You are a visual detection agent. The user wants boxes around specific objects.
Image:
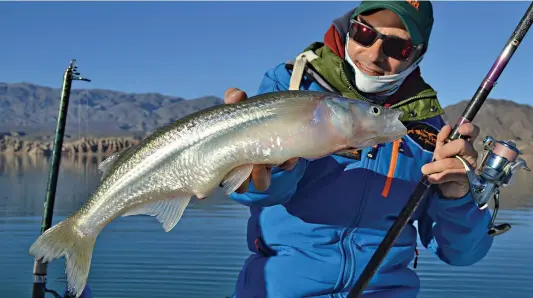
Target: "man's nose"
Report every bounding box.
[364,39,386,63]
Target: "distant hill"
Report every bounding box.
[442,98,533,146]
[1,81,532,155]
[0,82,223,138]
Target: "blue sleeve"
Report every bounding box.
[417,115,494,266]
[228,63,309,207]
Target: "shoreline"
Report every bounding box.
[0,135,140,156]
[2,134,532,157]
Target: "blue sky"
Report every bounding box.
[1,1,532,107]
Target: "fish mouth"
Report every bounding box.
[372,110,407,143]
[383,110,406,134]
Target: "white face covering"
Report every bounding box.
[344,33,423,96]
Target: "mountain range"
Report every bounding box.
[0,82,223,138]
[1,82,532,155]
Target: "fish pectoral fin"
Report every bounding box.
[98,152,121,180]
[121,196,192,232]
[220,164,254,195]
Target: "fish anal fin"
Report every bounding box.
[220,164,254,195]
[121,195,192,232]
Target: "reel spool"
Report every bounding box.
[456,136,530,236]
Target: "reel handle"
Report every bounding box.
[488,224,512,236]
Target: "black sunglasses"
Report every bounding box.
[348,18,423,61]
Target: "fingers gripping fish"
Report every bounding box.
[28,90,407,297]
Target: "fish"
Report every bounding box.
[28,90,407,297]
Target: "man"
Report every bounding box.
[223,1,493,297]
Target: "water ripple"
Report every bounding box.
[2,158,533,298]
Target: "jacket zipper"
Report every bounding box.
[389,91,438,109]
[335,147,372,292]
[339,144,384,292]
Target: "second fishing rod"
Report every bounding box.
[348,2,533,298]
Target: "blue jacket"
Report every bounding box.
[228,62,494,297]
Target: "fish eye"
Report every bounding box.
[369,106,381,116]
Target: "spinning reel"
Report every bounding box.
[456,136,530,236]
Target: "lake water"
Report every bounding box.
[1,154,532,298]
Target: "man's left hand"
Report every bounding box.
[421,123,480,199]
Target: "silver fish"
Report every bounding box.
[29,90,406,297]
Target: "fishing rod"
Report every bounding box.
[347,2,533,298]
[31,59,91,298]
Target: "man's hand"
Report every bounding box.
[421,123,480,199]
[223,88,300,194]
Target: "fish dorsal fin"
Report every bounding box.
[121,195,192,232]
[98,153,121,180]
[220,164,254,195]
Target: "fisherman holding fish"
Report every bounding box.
[28,1,494,297]
[224,1,492,297]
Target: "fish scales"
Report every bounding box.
[79,93,320,229]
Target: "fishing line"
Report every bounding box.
[84,89,88,205]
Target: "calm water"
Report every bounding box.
[1,154,532,298]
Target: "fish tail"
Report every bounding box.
[29,217,96,298]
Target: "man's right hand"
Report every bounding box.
[224,88,300,193]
